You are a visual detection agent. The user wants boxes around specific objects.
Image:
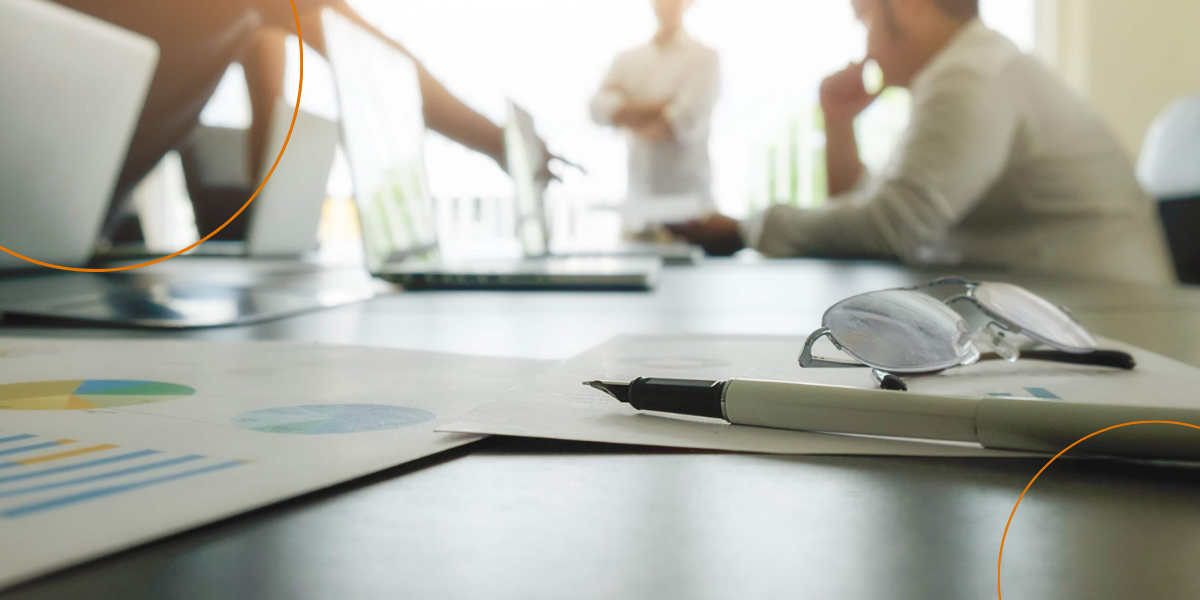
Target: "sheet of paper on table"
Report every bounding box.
[442,335,1200,457]
[0,338,549,590]
[606,194,711,225]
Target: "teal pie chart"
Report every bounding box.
[231,404,436,435]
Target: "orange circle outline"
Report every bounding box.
[0,0,305,272]
[997,420,1200,599]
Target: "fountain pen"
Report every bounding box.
[585,377,1200,461]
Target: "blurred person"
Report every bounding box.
[673,0,1174,284]
[589,0,721,214]
[49,0,557,242]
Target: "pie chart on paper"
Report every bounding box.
[0,380,196,411]
[231,404,436,435]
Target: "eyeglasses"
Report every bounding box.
[799,278,1135,389]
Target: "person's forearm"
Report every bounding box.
[825,117,864,198]
[613,100,668,129]
[417,76,505,164]
[299,3,506,166]
[243,27,288,180]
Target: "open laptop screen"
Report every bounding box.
[322,9,437,273]
[505,101,549,257]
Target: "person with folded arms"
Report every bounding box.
[673,0,1174,284]
[590,0,721,225]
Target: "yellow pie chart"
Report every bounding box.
[0,380,196,411]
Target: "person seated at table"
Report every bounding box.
[50,0,557,243]
[671,0,1174,285]
[589,0,721,237]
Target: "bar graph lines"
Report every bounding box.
[0,431,246,519]
[14,444,118,466]
[0,439,76,458]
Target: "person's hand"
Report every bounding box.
[668,214,746,257]
[819,62,880,124]
[522,134,564,188]
[535,144,559,187]
[534,145,588,189]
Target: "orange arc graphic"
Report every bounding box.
[0,0,304,272]
[997,420,1200,599]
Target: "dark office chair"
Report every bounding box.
[1138,96,1200,284]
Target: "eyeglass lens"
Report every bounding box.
[824,290,978,373]
[973,282,1097,353]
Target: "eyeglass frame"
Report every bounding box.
[797,277,1092,372]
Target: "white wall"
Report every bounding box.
[1050,0,1200,158]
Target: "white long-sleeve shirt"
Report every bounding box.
[743,19,1174,285]
[590,32,720,200]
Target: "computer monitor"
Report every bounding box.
[321,9,438,274]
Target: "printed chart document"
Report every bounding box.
[443,335,1200,456]
[0,338,548,589]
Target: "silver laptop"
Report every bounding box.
[0,0,158,270]
[165,99,338,258]
[505,101,703,265]
[0,3,377,329]
[244,100,340,257]
[321,9,660,291]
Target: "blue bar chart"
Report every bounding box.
[0,431,246,519]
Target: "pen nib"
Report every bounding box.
[583,381,631,403]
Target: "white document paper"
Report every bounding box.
[609,194,711,225]
[442,335,1200,457]
[0,338,548,589]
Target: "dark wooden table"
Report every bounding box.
[4,258,1200,600]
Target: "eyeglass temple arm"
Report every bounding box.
[876,348,1136,392]
[982,349,1137,370]
[799,328,868,369]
